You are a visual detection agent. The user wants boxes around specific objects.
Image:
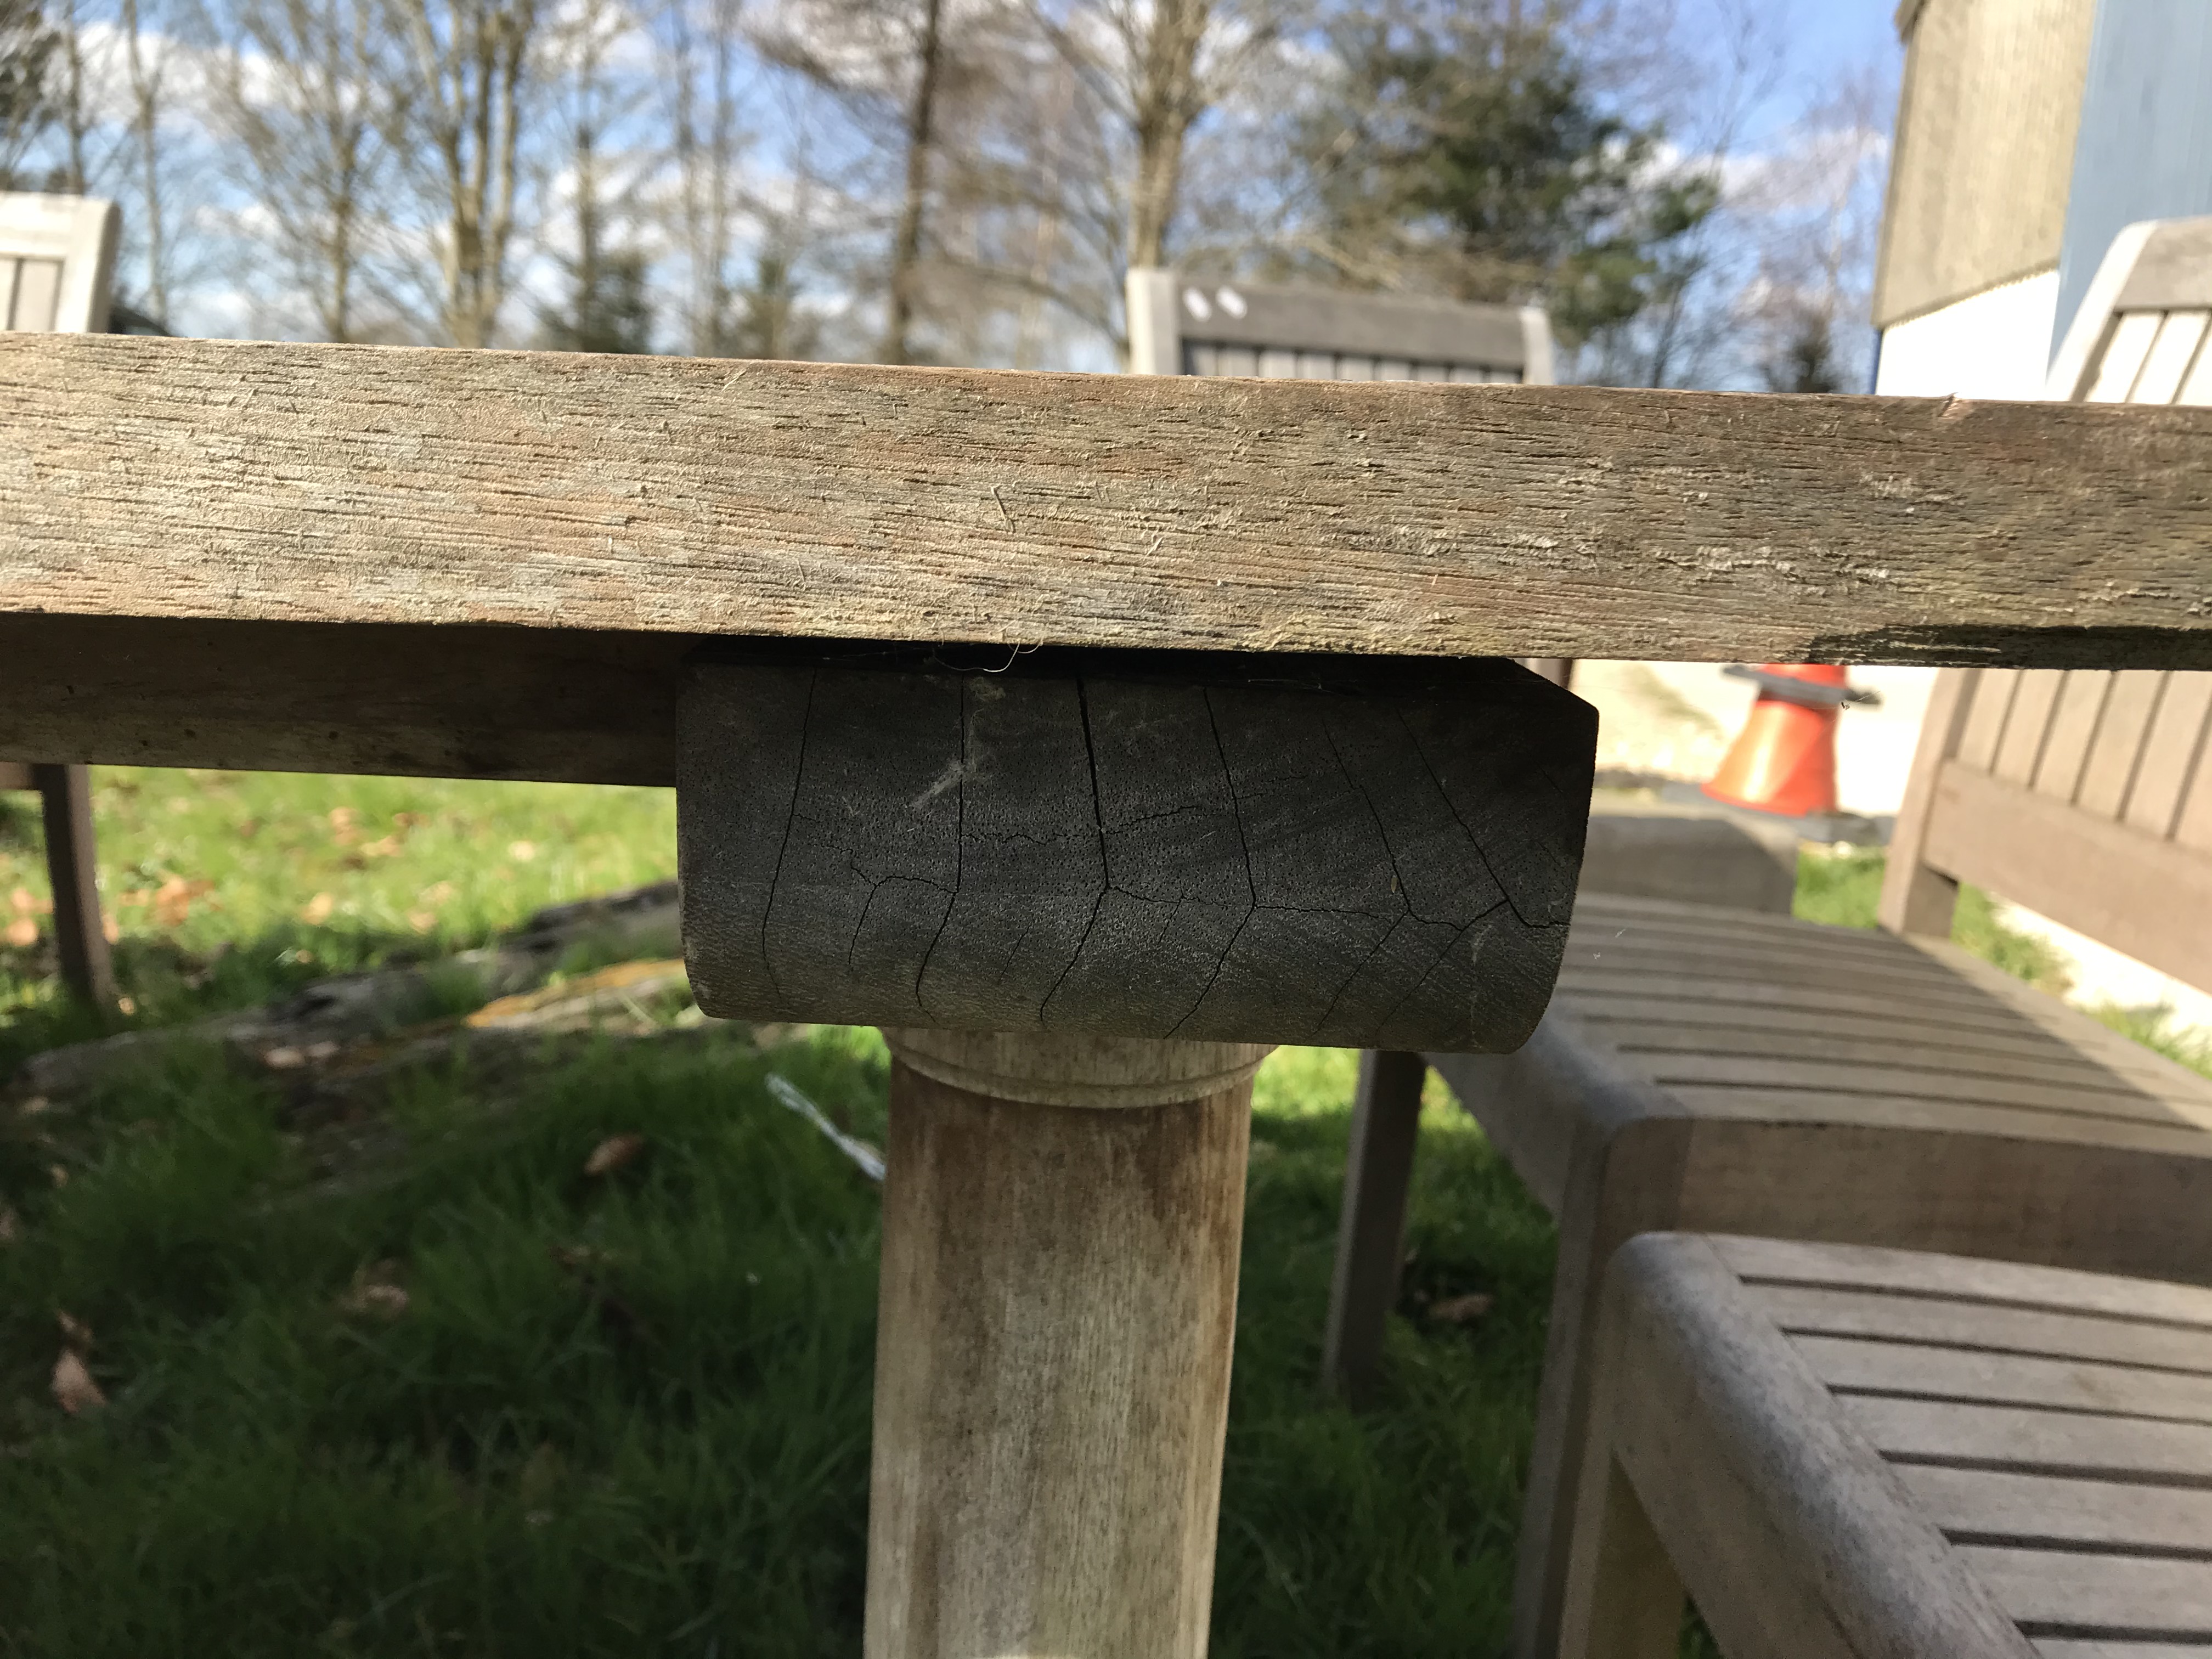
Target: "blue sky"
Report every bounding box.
[1730,0,1904,144]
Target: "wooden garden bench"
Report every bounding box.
[1,190,121,1011]
[1561,1232,2212,1659]
[1322,213,2212,1659]
[4,314,2211,1656]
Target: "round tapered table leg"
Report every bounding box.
[865,1031,1271,1659]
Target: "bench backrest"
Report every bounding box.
[1880,216,2212,993]
[1125,270,1554,385]
[0,191,119,336]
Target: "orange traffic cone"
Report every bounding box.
[1701,664,1878,819]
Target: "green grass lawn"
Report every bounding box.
[0,774,2200,1655]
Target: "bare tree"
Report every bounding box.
[752,0,1022,363]
[1734,70,1889,395]
[658,0,747,353]
[1022,0,1287,358]
[383,0,541,345]
[0,0,57,187]
[198,0,394,340]
[537,0,655,350]
[120,0,170,315]
[879,0,941,360]
[43,0,91,192]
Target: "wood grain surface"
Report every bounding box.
[866,1059,1249,1659]
[678,646,1593,1048]
[7,332,2212,667]
[0,613,691,783]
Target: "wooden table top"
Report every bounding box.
[5,332,2210,672]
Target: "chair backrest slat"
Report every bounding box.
[1881,216,2212,992]
[1127,269,1554,388]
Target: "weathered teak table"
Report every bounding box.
[5,333,2211,1657]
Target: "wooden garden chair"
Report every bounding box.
[1321,212,2212,1659]
[1560,1232,2212,1659]
[1,191,121,1011]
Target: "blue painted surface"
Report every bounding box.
[2055,0,2212,353]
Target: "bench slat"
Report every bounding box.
[1796,1333,2212,1421]
[1589,1022,2193,1097]
[1847,1395,2212,1483]
[1748,1287,2212,1374]
[1901,1465,2212,1556]
[1720,1237,2212,1323]
[1641,1058,2212,1128]
[1670,1090,2212,1152]
[1959,1547,2212,1639]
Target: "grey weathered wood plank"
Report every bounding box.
[7,332,2212,667]
[2123,674,2212,838]
[1957,670,2019,769]
[1922,765,2212,992]
[1749,1286,2212,1374]
[1846,1395,2212,1482]
[1961,1547,2212,1638]
[2074,673,2167,819]
[1556,973,2118,1043]
[2033,672,2111,800]
[1670,1091,2212,1153]
[1797,1333,2212,1420]
[1721,1235,2212,1324]
[1591,1023,2190,1097]
[1640,1058,2201,1126]
[1901,1465,2212,1556]
[1993,670,2064,785]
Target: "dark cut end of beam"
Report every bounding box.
[679,643,1595,1051]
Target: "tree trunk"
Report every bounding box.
[882,0,944,366]
[1125,0,1209,272]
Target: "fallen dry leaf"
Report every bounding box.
[153,876,215,927]
[52,1349,105,1415]
[1428,1292,1495,1326]
[583,1133,646,1177]
[300,891,336,925]
[360,834,403,859]
[10,885,50,915]
[509,840,538,862]
[337,1283,410,1318]
[262,1040,341,1072]
[407,910,438,933]
[4,916,36,948]
[101,915,120,942]
[57,1310,93,1351]
[337,1260,410,1319]
[328,805,362,844]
